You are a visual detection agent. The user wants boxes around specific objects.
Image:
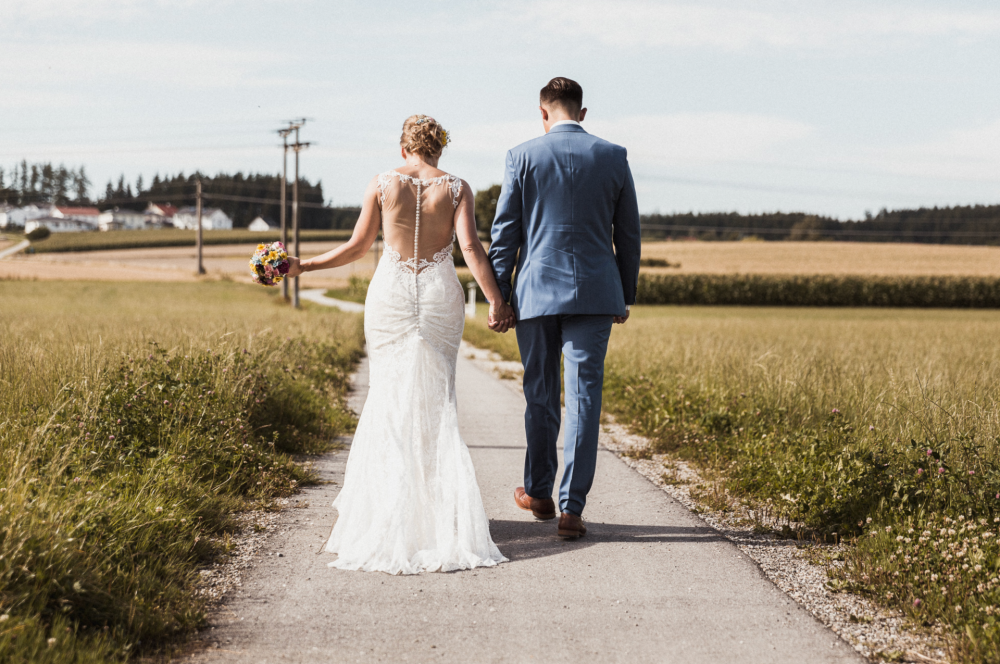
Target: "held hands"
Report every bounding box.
[488,301,516,333]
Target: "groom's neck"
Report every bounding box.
[541,104,585,133]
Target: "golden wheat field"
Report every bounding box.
[641,240,1000,276]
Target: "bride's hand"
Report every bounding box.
[285,257,304,279]
[489,301,516,333]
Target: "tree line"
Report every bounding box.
[0,162,359,229]
[0,161,91,206]
[5,160,997,241]
[121,171,358,229]
[640,206,1000,245]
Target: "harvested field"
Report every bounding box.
[641,241,1000,276]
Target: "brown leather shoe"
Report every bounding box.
[514,487,556,520]
[557,512,587,539]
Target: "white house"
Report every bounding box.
[0,205,15,229]
[55,206,101,224]
[172,207,233,231]
[248,216,277,232]
[2,204,51,228]
[97,208,146,232]
[26,216,97,233]
[144,202,179,229]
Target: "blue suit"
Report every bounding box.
[489,123,640,516]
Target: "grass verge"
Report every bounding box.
[601,306,1000,662]
[0,281,364,662]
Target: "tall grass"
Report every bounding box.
[602,306,1000,661]
[0,281,364,662]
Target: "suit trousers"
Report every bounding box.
[516,314,613,516]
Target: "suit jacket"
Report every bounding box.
[488,123,641,320]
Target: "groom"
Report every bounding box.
[488,77,641,539]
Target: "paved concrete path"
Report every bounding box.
[188,353,863,664]
[300,289,365,313]
[0,240,29,260]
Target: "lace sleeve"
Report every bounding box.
[376,171,393,209]
[449,176,463,209]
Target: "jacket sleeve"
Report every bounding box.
[487,150,523,303]
[612,152,641,306]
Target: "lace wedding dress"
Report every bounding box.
[323,170,507,574]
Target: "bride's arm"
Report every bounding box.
[286,177,381,277]
[455,181,515,330]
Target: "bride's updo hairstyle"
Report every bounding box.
[400,114,449,159]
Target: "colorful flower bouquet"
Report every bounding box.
[249,241,289,286]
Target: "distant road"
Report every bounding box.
[0,240,29,260]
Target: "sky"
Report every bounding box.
[2,0,999,219]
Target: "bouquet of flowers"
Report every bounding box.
[249,241,289,286]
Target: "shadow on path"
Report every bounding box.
[488,518,727,562]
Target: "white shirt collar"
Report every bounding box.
[550,120,581,128]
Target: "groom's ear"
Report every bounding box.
[578,108,587,122]
[539,106,548,122]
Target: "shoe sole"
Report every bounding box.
[557,529,585,539]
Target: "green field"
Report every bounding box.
[0,281,364,662]
[464,307,1000,661]
[28,229,354,253]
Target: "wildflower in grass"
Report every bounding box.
[913,599,921,607]
[0,614,8,622]
[917,468,924,475]
[47,638,56,647]
[109,434,114,440]
[927,448,933,456]
[969,470,975,475]
[155,506,163,513]
[939,467,945,474]
[831,408,840,414]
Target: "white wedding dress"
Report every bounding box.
[323,170,507,574]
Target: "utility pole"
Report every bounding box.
[290,121,310,309]
[277,119,306,304]
[278,128,291,300]
[195,178,205,275]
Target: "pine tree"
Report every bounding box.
[55,165,69,204]
[74,167,90,203]
[29,164,39,198]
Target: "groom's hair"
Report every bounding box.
[540,77,583,113]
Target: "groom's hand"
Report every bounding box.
[489,301,516,333]
[613,309,631,325]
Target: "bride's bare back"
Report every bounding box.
[377,167,462,270]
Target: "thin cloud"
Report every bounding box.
[515,1,1000,51]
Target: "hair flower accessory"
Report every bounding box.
[440,129,449,147]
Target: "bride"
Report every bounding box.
[286,115,513,574]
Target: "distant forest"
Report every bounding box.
[0,161,359,229]
[641,205,1000,245]
[3,160,998,240]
